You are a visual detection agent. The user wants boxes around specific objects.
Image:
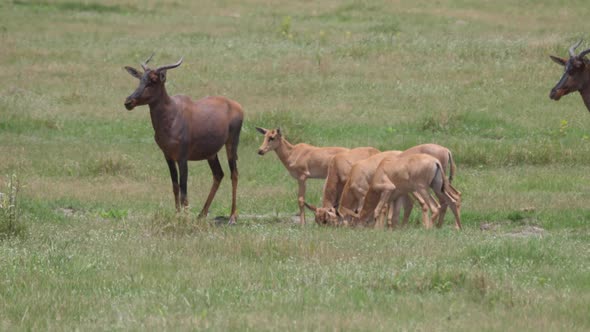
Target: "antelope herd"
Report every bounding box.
[122,41,589,228]
[256,129,463,230]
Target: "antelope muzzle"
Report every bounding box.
[124,97,137,110]
[549,87,566,101]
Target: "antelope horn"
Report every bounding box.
[578,48,590,60]
[156,57,184,72]
[141,53,155,71]
[569,39,582,57]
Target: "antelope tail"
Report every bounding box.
[448,150,456,182]
[436,162,457,203]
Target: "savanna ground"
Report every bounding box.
[1,0,590,330]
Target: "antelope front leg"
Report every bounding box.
[166,159,180,212]
[297,178,307,225]
[178,159,189,211]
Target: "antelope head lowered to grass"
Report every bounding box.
[336,150,412,227]
[549,40,590,112]
[303,147,380,226]
[123,54,244,224]
[256,127,349,225]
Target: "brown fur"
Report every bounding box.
[549,40,590,112]
[124,55,243,224]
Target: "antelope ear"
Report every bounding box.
[255,127,268,135]
[124,66,142,79]
[549,55,567,66]
[276,127,282,136]
[304,202,317,212]
[159,70,167,82]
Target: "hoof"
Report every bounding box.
[228,216,237,225]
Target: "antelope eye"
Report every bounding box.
[268,136,275,141]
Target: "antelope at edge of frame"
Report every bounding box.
[123,54,244,224]
[549,39,590,112]
[255,127,349,225]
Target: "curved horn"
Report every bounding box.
[578,48,590,59]
[140,53,155,71]
[156,57,184,72]
[569,39,582,57]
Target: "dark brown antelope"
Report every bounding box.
[123,54,244,224]
[549,40,590,112]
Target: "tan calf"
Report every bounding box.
[400,144,457,183]
[256,127,348,224]
[399,143,461,226]
[336,151,405,225]
[303,147,380,225]
[357,153,462,230]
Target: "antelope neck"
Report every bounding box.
[147,88,177,133]
[580,86,590,112]
[273,137,295,168]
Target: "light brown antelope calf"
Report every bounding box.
[400,144,457,183]
[338,143,460,228]
[356,153,462,230]
[336,150,413,227]
[398,143,461,225]
[303,147,380,225]
[256,127,348,224]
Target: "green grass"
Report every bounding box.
[1,0,590,330]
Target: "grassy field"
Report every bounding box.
[1,0,590,330]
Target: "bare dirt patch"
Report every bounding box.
[480,221,546,238]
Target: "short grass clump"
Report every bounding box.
[0,174,26,239]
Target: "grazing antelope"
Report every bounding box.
[336,150,414,227]
[303,147,380,225]
[337,144,460,228]
[123,55,244,224]
[399,143,461,225]
[255,127,348,224]
[549,40,590,112]
[356,154,462,230]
